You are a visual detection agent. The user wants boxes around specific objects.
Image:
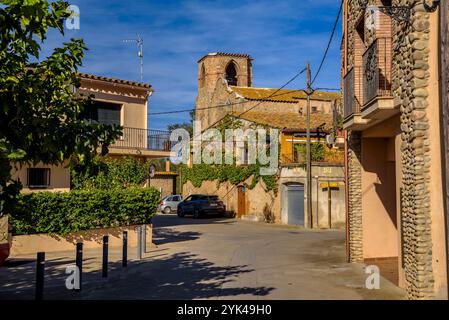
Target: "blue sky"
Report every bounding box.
[42,0,342,130]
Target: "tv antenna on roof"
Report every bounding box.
[123,34,144,83]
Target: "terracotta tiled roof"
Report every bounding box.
[230,86,340,103]
[197,52,252,63]
[231,111,333,132]
[78,73,153,89]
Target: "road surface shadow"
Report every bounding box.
[80,251,274,300]
[0,251,274,300]
[152,228,201,245]
[153,214,236,228]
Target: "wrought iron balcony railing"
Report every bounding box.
[343,66,362,119]
[363,37,393,105]
[112,127,172,152]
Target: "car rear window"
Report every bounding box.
[208,196,219,201]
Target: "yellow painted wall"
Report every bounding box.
[281,132,344,164]
[11,161,71,193]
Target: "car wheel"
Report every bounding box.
[193,208,201,219]
[163,206,172,214]
[177,208,185,218]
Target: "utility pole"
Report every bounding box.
[306,62,313,229]
[123,35,144,83]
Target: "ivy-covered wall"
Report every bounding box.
[179,164,278,195]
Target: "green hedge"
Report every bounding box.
[10,188,160,236]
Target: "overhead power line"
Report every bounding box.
[235,67,307,120]
[151,2,342,118]
[148,85,312,116]
[190,67,308,140]
[311,0,343,85]
[315,87,340,92]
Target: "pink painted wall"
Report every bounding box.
[361,137,398,259]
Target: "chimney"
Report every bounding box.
[165,159,171,172]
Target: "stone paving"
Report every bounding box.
[0,215,405,300]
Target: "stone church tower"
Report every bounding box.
[195,52,253,129]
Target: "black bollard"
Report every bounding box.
[102,235,108,278]
[75,243,83,291]
[122,231,128,267]
[35,252,45,300]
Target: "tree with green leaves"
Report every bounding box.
[167,110,195,137]
[0,0,122,216]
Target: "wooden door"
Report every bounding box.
[237,186,246,218]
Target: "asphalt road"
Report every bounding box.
[0,215,405,300]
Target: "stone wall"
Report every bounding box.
[148,175,176,199]
[344,0,444,299]
[183,178,279,222]
[0,216,8,245]
[196,54,252,129]
[10,224,153,256]
[0,215,11,265]
[394,0,435,299]
[347,132,363,262]
[182,164,346,229]
[195,55,335,130]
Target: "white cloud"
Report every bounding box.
[39,0,341,129]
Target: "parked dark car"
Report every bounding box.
[177,194,226,218]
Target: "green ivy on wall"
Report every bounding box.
[71,156,152,190]
[295,143,326,162]
[179,163,279,195]
[177,115,280,194]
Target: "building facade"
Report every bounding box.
[342,0,448,299]
[195,52,339,130]
[183,111,346,228]
[189,54,345,227]
[10,73,175,194]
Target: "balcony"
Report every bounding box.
[343,37,398,130]
[361,37,397,121]
[343,66,368,130]
[109,127,174,157]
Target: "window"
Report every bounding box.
[237,147,249,165]
[81,101,121,126]
[225,62,238,86]
[356,18,365,44]
[293,144,305,163]
[312,106,318,113]
[27,168,51,188]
